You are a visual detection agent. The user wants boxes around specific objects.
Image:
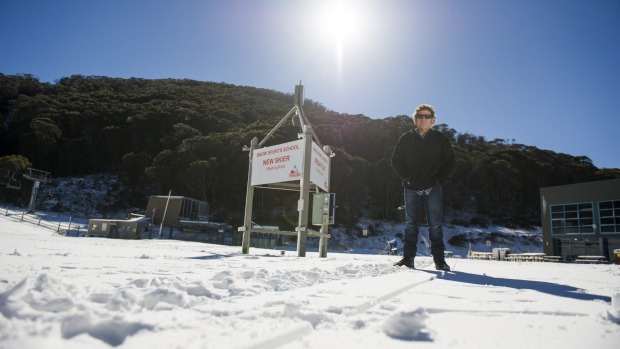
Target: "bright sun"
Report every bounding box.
[314,0,367,76]
[316,0,365,44]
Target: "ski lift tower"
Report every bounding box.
[23,168,51,213]
[239,82,336,257]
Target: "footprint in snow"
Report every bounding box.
[382,307,433,341]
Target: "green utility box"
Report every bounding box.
[312,193,335,226]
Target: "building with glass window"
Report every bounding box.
[540,178,620,261]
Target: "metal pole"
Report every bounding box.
[258,108,297,148]
[27,180,40,213]
[319,224,328,258]
[318,146,333,258]
[151,208,156,238]
[241,137,258,254]
[296,126,313,257]
[159,190,172,238]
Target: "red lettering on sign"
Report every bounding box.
[274,155,290,163]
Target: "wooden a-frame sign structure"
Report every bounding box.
[239,83,334,257]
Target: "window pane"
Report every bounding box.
[600,209,613,218]
[566,211,578,219]
[552,212,564,219]
[565,204,578,211]
[601,217,615,225]
[599,201,613,210]
[551,205,564,213]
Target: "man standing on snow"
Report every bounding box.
[391,104,456,270]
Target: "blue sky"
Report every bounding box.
[1,0,619,169]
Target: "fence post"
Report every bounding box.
[67,216,72,236]
[21,212,25,221]
[38,218,42,226]
[57,222,61,233]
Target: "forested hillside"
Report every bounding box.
[1,73,618,227]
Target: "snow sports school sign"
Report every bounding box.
[251,139,330,192]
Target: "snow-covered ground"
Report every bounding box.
[1,210,619,349]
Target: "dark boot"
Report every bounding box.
[394,256,415,269]
[435,261,450,271]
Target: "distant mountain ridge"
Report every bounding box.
[1,73,618,227]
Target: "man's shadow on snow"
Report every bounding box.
[423,270,611,303]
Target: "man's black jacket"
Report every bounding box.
[391,128,456,190]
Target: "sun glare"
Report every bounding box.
[317,0,363,43]
[314,0,367,78]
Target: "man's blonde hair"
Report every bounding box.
[414,104,436,118]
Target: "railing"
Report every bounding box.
[1,206,87,236]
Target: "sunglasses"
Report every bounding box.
[415,114,433,120]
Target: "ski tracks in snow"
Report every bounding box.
[231,259,616,349]
[227,266,438,349]
[0,247,429,348]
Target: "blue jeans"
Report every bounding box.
[403,184,446,263]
